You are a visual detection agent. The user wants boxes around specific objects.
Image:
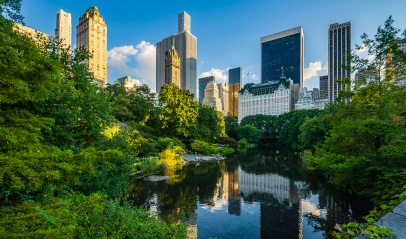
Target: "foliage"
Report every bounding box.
[302,16,406,206]
[240,114,277,142]
[106,84,155,124]
[0,193,187,239]
[191,140,217,156]
[158,83,199,141]
[0,10,188,239]
[190,139,234,156]
[331,209,394,239]
[191,104,225,142]
[237,125,261,145]
[32,44,115,152]
[238,138,249,153]
[0,0,23,23]
[224,116,239,139]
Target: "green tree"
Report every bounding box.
[240,114,277,142]
[303,16,406,206]
[28,44,115,151]
[107,84,155,124]
[237,125,261,145]
[158,83,199,141]
[225,115,239,139]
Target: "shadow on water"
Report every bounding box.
[127,147,372,239]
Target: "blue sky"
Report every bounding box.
[21,0,406,92]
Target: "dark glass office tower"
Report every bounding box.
[261,27,304,86]
[319,75,328,99]
[328,22,351,102]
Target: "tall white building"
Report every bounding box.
[55,9,72,49]
[238,76,298,122]
[156,11,197,99]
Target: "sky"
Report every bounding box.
[20,0,406,92]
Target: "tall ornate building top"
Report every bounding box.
[165,38,181,87]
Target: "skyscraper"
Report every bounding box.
[261,27,304,86]
[76,6,107,87]
[328,22,351,102]
[202,81,222,112]
[198,76,214,104]
[228,67,242,118]
[156,11,197,99]
[165,38,181,87]
[55,9,72,49]
[319,75,328,99]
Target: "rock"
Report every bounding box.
[144,175,170,182]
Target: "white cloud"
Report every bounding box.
[107,41,156,91]
[108,45,138,74]
[303,61,327,89]
[133,41,156,92]
[199,68,228,83]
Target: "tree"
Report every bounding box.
[158,83,199,141]
[0,0,23,23]
[237,125,261,145]
[191,104,226,142]
[31,45,115,151]
[225,116,239,139]
[303,16,406,206]
[107,84,155,124]
[240,114,277,142]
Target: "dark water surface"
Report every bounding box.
[128,148,371,239]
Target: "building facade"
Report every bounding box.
[55,9,72,49]
[217,82,229,115]
[202,81,223,112]
[295,87,328,110]
[156,11,197,99]
[198,76,214,103]
[328,22,351,102]
[319,75,328,99]
[228,67,242,118]
[76,6,107,87]
[164,39,181,87]
[238,76,297,122]
[13,23,53,44]
[261,27,304,87]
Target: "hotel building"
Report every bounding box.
[238,76,298,122]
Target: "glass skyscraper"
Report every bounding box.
[261,27,304,86]
[228,67,241,118]
[328,22,351,102]
[319,75,328,99]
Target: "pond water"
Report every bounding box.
[128,148,371,239]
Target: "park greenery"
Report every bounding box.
[1,0,405,237]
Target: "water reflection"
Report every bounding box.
[127,149,371,239]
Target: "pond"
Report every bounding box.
[127,148,372,239]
